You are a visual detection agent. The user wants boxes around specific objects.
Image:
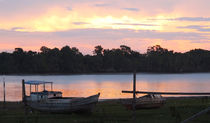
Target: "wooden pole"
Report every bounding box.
[22,79,26,103]
[43,83,45,91]
[132,72,136,122]
[122,91,210,95]
[51,83,53,91]
[22,79,28,122]
[181,107,210,123]
[35,85,37,92]
[3,77,6,109]
[3,77,6,104]
[30,84,31,94]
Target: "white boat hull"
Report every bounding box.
[27,93,100,113]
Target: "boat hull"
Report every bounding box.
[123,102,165,110]
[121,95,165,110]
[27,93,100,113]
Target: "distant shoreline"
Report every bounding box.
[0,72,210,76]
[1,45,210,74]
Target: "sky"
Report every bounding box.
[0,0,210,54]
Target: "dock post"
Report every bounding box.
[132,71,136,122]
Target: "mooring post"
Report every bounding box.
[22,79,28,122]
[3,77,6,109]
[43,83,45,91]
[51,82,53,91]
[132,71,136,122]
[3,77,6,103]
[22,79,26,103]
[30,84,31,94]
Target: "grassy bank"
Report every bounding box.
[0,97,210,123]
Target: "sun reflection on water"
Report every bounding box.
[0,73,210,101]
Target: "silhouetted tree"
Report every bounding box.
[93,45,103,56]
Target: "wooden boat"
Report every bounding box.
[22,80,100,113]
[121,94,165,110]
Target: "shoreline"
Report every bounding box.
[1,96,210,123]
[0,72,210,76]
[2,96,210,103]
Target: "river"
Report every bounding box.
[0,73,210,101]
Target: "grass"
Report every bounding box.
[0,97,210,123]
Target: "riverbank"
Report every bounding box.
[0,71,210,76]
[0,97,210,123]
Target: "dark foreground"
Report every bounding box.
[0,97,210,123]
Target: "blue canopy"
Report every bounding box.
[25,80,53,85]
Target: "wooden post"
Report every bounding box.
[22,79,26,103]
[181,107,210,123]
[30,84,31,94]
[122,91,210,95]
[3,77,6,109]
[22,79,28,122]
[35,85,38,92]
[132,72,136,122]
[3,77,6,104]
[43,83,45,91]
[51,83,53,91]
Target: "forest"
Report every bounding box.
[0,45,210,74]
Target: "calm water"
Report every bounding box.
[0,73,210,101]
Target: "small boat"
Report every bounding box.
[121,94,165,110]
[22,80,100,113]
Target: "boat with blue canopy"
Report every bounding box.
[22,80,100,113]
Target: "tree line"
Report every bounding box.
[0,45,210,74]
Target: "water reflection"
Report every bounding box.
[0,73,210,101]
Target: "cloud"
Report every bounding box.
[73,22,89,25]
[174,17,210,22]
[11,27,25,31]
[178,25,210,32]
[112,23,158,26]
[1,28,206,42]
[122,8,139,12]
[54,28,207,41]
[191,41,210,44]
[1,0,210,53]
[149,17,210,22]
[0,28,209,54]
[94,3,111,7]
[66,7,72,11]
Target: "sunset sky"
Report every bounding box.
[0,0,210,54]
